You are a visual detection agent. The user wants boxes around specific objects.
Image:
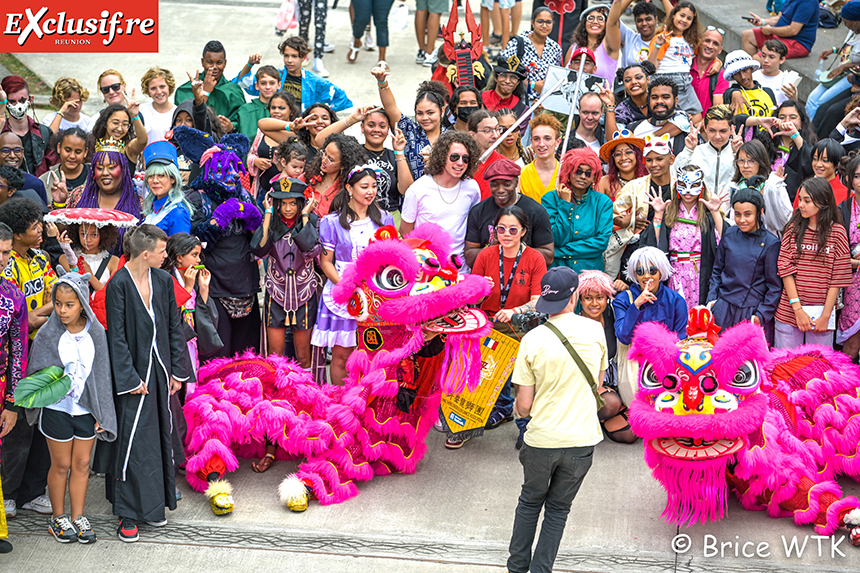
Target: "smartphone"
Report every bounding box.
[741,16,756,22]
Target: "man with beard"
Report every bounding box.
[574,92,606,154]
[610,0,658,67]
[690,27,730,114]
[464,158,554,267]
[628,77,690,156]
[0,133,47,206]
[174,40,247,134]
[506,266,605,573]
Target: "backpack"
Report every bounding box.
[820,6,842,29]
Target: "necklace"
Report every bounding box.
[365,146,385,161]
[434,177,462,205]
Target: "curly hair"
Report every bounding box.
[0,197,42,235]
[529,113,563,138]
[140,67,176,95]
[278,36,310,58]
[91,103,136,145]
[296,103,338,149]
[648,75,678,98]
[415,80,449,116]
[660,1,702,52]
[68,222,120,253]
[572,7,608,52]
[305,133,365,189]
[558,148,602,188]
[275,136,308,164]
[424,131,481,180]
[50,77,89,109]
[0,166,25,191]
[449,86,485,114]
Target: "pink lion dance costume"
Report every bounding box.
[183,224,490,513]
[628,309,860,544]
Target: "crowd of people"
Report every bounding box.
[2,0,860,570]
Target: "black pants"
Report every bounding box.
[0,417,50,505]
[211,296,262,358]
[812,87,852,139]
[532,0,581,58]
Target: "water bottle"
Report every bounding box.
[815,58,828,78]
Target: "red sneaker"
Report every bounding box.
[117,517,139,543]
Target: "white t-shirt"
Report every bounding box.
[656,35,694,74]
[753,70,788,106]
[47,321,95,417]
[620,22,651,68]
[401,174,481,257]
[139,101,175,142]
[575,133,602,154]
[42,112,92,133]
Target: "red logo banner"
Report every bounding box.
[2,1,158,52]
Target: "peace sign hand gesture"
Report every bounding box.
[684,124,700,151]
[51,170,69,205]
[124,88,140,117]
[351,105,382,124]
[730,124,743,154]
[392,126,406,152]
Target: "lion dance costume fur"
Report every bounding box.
[628,309,860,545]
[183,224,491,514]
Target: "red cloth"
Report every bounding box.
[482,91,521,113]
[752,29,811,59]
[792,176,848,208]
[474,151,505,201]
[472,245,547,315]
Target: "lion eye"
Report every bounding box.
[640,363,661,390]
[728,361,758,389]
[373,265,407,291]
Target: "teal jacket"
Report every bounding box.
[236,98,269,141]
[543,187,613,273]
[233,68,352,113]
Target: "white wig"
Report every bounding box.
[625,246,672,283]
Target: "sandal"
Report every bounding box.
[252,453,275,473]
[347,44,360,64]
[376,60,390,71]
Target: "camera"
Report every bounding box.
[510,311,548,333]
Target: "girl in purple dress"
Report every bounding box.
[311,165,394,385]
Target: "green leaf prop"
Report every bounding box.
[13,366,72,409]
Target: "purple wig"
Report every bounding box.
[77,150,141,218]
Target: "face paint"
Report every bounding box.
[676,168,704,197]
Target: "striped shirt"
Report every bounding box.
[775,223,852,327]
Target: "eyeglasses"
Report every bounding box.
[109,119,130,130]
[478,127,504,135]
[736,158,758,166]
[534,18,553,25]
[448,153,470,164]
[586,14,606,23]
[574,167,593,177]
[100,83,123,95]
[146,173,171,180]
[496,225,522,235]
[636,265,659,277]
[613,149,635,159]
[706,26,726,34]
[0,147,24,155]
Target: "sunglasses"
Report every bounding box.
[449,153,470,164]
[496,225,522,236]
[636,265,659,277]
[100,83,123,95]
[706,26,726,34]
[574,168,593,177]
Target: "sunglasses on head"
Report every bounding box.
[449,153,469,164]
[706,26,726,35]
[636,265,659,277]
[100,83,123,95]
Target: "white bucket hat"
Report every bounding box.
[723,49,761,82]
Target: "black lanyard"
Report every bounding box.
[499,244,524,309]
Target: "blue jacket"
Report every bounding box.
[143,196,192,236]
[233,68,352,113]
[613,283,688,345]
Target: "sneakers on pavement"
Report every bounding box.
[21,494,52,514]
[4,499,16,518]
[73,515,97,544]
[415,50,427,64]
[423,52,438,68]
[364,26,375,50]
[445,435,470,449]
[312,58,330,78]
[486,410,514,430]
[117,517,139,543]
[145,518,168,527]
[49,515,77,543]
[323,42,335,53]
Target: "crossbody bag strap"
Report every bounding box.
[543,321,605,410]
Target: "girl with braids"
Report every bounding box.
[645,164,727,309]
[300,133,366,218]
[311,166,394,385]
[775,177,852,348]
[566,4,621,86]
[495,108,528,166]
[371,67,449,180]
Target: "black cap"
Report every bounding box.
[535,267,579,314]
[269,177,308,200]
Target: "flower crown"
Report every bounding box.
[95,138,125,154]
[348,163,383,179]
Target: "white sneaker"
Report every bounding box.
[312,58,330,78]
[145,518,168,527]
[434,419,445,432]
[21,494,52,514]
[3,499,15,518]
[364,26,376,50]
[423,51,438,67]
[324,42,335,53]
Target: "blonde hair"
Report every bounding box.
[50,77,89,109]
[97,69,125,90]
[665,165,718,231]
[140,67,176,95]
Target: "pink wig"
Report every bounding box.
[558,147,602,188]
[577,270,616,299]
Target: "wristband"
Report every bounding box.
[789,297,800,305]
[834,47,839,54]
[53,202,66,208]
[0,99,7,105]
[284,123,291,132]
[393,150,404,155]
[69,266,79,272]
[200,90,211,97]
[377,79,388,85]
[790,132,799,140]
[265,208,274,214]
[130,115,140,122]
[605,106,615,113]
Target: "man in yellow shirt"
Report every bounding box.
[507,266,606,573]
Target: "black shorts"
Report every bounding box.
[39,408,97,442]
[264,292,318,330]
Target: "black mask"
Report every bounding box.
[457,106,479,122]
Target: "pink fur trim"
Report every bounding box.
[379,275,490,325]
[629,393,769,441]
[708,322,770,394]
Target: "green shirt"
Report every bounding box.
[236,98,269,140]
[174,74,247,126]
